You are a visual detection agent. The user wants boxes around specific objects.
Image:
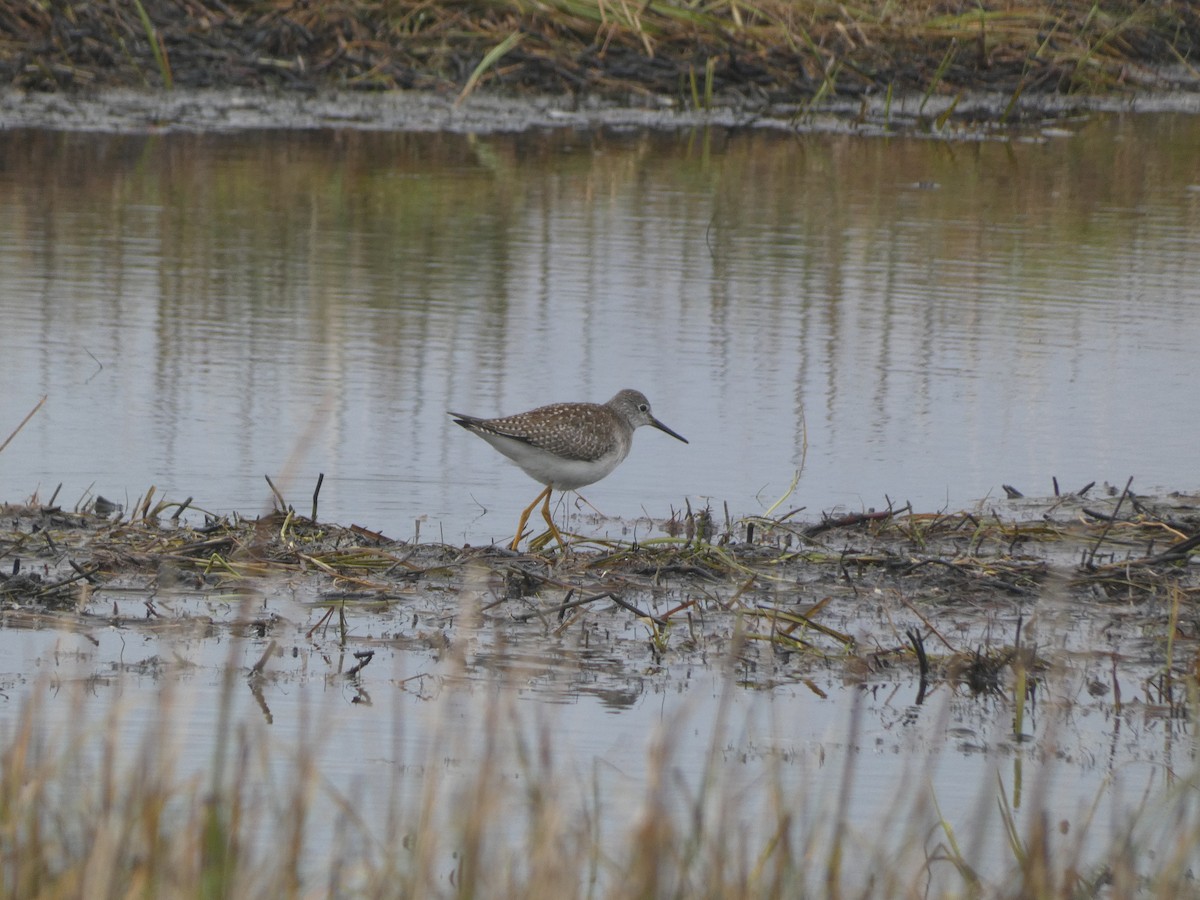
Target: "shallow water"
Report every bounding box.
[8,579,1195,891]
[3,111,1200,888]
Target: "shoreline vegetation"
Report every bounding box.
[5,476,1200,692]
[2,1,1199,119]
[4,477,1200,896]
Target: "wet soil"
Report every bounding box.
[4,81,1200,136]
[5,487,1200,706]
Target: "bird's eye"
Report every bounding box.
[639,404,649,412]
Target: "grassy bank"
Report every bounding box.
[2,1,1198,106]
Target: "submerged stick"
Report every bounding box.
[510,591,617,623]
[1086,528,1200,573]
[249,640,278,676]
[803,506,902,537]
[611,594,667,627]
[908,628,929,705]
[1145,531,1200,564]
[345,650,375,677]
[907,628,929,678]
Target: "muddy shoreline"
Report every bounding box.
[3,82,1200,135]
[4,487,1199,701]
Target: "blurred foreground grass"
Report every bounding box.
[4,623,1200,900]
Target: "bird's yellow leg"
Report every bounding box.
[540,488,569,552]
[510,485,553,551]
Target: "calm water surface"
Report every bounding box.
[3,117,1199,540]
[3,113,1200,887]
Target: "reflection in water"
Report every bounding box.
[2,119,1200,545]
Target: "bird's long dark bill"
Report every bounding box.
[651,417,689,444]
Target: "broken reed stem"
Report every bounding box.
[0,395,47,456]
[264,474,287,511]
[510,590,617,622]
[311,473,324,522]
[1164,583,1181,706]
[344,649,374,676]
[1083,475,1134,568]
[139,485,156,521]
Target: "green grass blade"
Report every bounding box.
[132,0,173,90]
[457,31,525,105]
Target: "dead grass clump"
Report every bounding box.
[5,480,1200,694]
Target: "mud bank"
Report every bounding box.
[4,486,1200,701]
[3,82,1200,135]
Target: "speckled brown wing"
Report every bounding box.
[478,402,620,462]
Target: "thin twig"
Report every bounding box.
[264,474,287,511]
[611,594,667,627]
[312,472,324,521]
[1084,476,1134,569]
[0,395,47,456]
[510,591,617,622]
